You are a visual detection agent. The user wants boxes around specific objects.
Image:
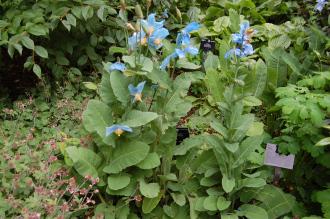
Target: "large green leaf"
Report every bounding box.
[253,59,267,97]
[110,71,129,105]
[107,174,131,190]
[136,152,160,169]
[203,196,218,211]
[205,68,223,102]
[239,204,269,219]
[242,185,296,219]
[232,135,263,168]
[82,100,112,138]
[66,146,101,178]
[146,67,171,90]
[262,47,288,90]
[139,180,160,198]
[103,141,149,174]
[122,110,159,127]
[100,73,116,104]
[222,175,235,193]
[142,193,162,214]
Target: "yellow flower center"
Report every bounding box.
[114,129,124,136]
[134,93,142,102]
[154,38,162,45]
[245,28,254,35]
[148,27,154,35]
[141,37,147,46]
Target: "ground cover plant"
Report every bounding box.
[0,0,329,218]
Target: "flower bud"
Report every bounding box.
[135,4,143,19]
[175,7,182,21]
[120,0,126,9]
[147,0,152,8]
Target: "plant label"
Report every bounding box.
[201,39,215,53]
[176,128,189,145]
[264,143,295,169]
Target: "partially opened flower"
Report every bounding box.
[109,62,126,72]
[315,0,327,12]
[128,81,146,102]
[106,125,132,137]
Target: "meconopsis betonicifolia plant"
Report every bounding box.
[225,21,256,59]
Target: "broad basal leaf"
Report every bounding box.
[66,146,101,178]
[110,71,129,105]
[107,174,131,190]
[140,180,160,198]
[239,204,269,219]
[103,141,149,174]
[82,99,112,138]
[122,110,159,127]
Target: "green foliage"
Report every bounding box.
[0,0,121,79]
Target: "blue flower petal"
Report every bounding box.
[160,52,177,70]
[128,81,146,102]
[185,46,199,56]
[315,0,327,12]
[239,21,250,35]
[224,48,243,59]
[183,22,200,33]
[242,43,254,56]
[232,33,244,44]
[110,62,126,72]
[175,48,186,59]
[148,28,169,49]
[106,124,132,136]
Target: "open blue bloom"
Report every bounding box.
[160,22,200,70]
[148,28,169,49]
[231,21,255,45]
[109,62,126,72]
[128,81,146,102]
[106,125,132,137]
[315,0,327,12]
[141,13,165,36]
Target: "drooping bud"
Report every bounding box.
[175,7,182,21]
[120,0,126,9]
[147,0,152,9]
[135,4,144,19]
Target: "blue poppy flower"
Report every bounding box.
[141,13,165,36]
[128,81,146,102]
[315,0,327,12]
[109,62,126,72]
[106,125,133,137]
[231,21,255,45]
[148,28,169,49]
